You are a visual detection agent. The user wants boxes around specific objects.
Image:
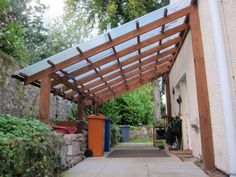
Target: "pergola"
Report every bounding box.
[13,0,215,172]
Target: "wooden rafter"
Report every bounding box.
[24,6,194,85]
[99,68,168,102]
[95,58,171,97]
[107,32,128,88]
[51,23,187,94]
[57,34,183,97]
[89,61,171,95]
[63,49,176,99]
[77,47,115,97]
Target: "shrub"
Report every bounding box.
[0,115,61,177]
[110,124,120,146]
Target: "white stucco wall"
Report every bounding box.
[169,0,231,173]
[220,0,236,136]
[169,33,202,158]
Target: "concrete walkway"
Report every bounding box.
[63,143,208,177]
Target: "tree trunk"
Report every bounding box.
[153,79,161,126]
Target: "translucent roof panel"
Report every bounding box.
[16,46,79,76]
[141,42,159,53]
[75,70,95,81]
[103,69,120,78]
[89,49,114,63]
[158,54,174,62]
[119,51,138,62]
[122,61,139,70]
[138,7,165,27]
[63,59,88,73]
[109,20,136,39]
[140,27,162,42]
[162,33,181,43]
[100,60,117,70]
[83,77,101,86]
[78,34,109,52]
[107,76,122,83]
[159,45,176,53]
[115,38,137,52]
[141,53,157,62]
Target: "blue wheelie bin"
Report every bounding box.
[104,118,112,152]
[119,125,130,142]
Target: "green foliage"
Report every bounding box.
[130,136,153,143]
[0,0,47,63]
[100,84,154,126]
[66,0,170,32]
[0,21,30,63]
[110,123,120,146]
[0,115,61,177]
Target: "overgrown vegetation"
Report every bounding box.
[99,84,154,126]
[0,115,61,177]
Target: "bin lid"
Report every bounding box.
[87,114,105,120]
[119,125,130,128]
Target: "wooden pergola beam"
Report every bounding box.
[96,66,169,99]
[165,76,172,122]
[107,32,128,90]
[39,75,51,123]
[99,69,168,102]
[24,6,194,85]
[56,24,187,88]
[63,52,175,99]
[77,92,84,120]
[54,36,182,96]
[190,6,215,171]
[77,47,116,97]
[79,46,177,84]
[89,61,171,95]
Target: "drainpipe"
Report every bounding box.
[208,1,236,176]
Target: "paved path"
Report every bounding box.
[62,143,208,177]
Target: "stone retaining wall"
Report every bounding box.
[0,52,73,120]
[59,131,87,169]
[130,126,153,138]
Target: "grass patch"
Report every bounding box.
[130,136,153,143]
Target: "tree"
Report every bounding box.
[66,0,169,32]
[0,0,47,63]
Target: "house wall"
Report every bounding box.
[168,0,234,173]
[169,33,202,157]
[220,0,236,137]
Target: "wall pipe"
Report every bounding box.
[208,0,236,176]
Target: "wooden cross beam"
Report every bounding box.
[63,49,176,99]
[96,65,169,99]
[99,69,168,102]
[54,36,182,96]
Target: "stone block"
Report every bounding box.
[67,142,80,156]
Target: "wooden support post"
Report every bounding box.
[77,93,84,120]
[165,76,172,122]
[39,76,51,124]
[190,7,215,171]
[92,96,99,114]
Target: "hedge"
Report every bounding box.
[0,115,61,177]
